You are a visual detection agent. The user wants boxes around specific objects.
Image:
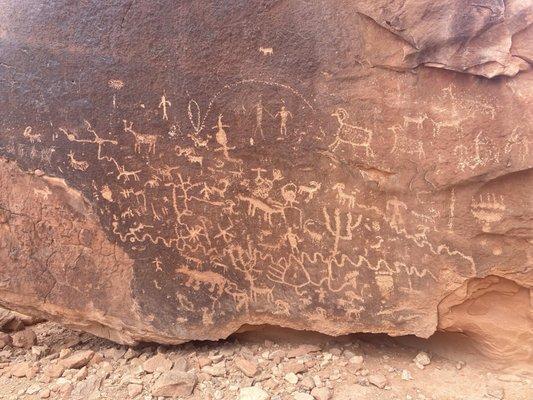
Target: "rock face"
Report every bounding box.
[0,1,531,348]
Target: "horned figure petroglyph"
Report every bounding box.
[329,108,374,157]
[332,183,359,208]
[298,181,321,203]
[67,151,89,171]
[389,125,425,159]
[176,266,228,296]
[123,120,157,154]
[22,126,41,143]
[238,195,286,226]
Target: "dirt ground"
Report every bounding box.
[0,321,531,400]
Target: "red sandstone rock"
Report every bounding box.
[0,0,530,359]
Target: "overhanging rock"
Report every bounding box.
[0,0,531,346]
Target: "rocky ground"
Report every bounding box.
[0,312,531,400]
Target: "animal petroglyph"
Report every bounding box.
[389,125,425,159]
[330,108,374,157]
[123,120,158,154]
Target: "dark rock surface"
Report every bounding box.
[0,0,531,347]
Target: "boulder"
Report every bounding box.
[0,0,531,357]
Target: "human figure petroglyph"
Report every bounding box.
[274,105,292,136]
[214,220,235,243]
[152,257,163,272]
[403,113,428,129]
[22,126,41,143]
[386,197,408,230]
[281,183,299,207]
[159,92,171,120]
[284,227,302,254]
[123,120,157,154]
[67,151,89,171]
[389,125,425,159]
[298,181,321,203]
[212,114,240,162]
[254,98,265,139]
[238,195,286,226]
[332,183,359,208]
[329,108,374,157]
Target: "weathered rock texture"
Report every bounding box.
[0,0,531,350]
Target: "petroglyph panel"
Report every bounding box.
[0,0,531,344]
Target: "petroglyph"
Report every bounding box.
[330,108,374,157]
[123,120,158,154]
[471,193,506,231]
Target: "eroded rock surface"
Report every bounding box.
[0,0,531,346]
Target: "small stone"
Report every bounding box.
[456,361,465,370]
[293,393,314,400]
[486,384,505,399]
[401,369,413,381]
[349,355,364,367]
[26,384,41,395]
[311,387,331,400]
[128,383,143,397]
[368,373,387,389]
[59,349,72,359]
[300,376,315,390]
[142,353,173,373]
[235,357,258,377]
[60,350,94,369]
[11,362,32,378]
[239,386,269,400]
[284,361,307,374]
[151,371,197,397]
[74,366,88,381]
[197,355,212,368]
[285,372,299,384]
[413,352,431,369]
[0,332,12,348]
[201,361,226,377]
[44,363,66,378]
[11,328,37,348]
[39,388,51,399]
[287,344,321,358]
